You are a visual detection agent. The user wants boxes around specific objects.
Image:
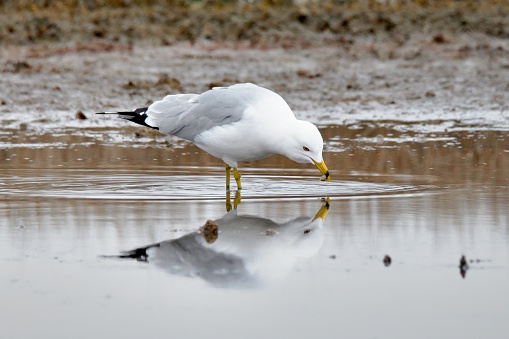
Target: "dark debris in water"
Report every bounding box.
[383,255,392,267]
[264,229,276,237]
[457,255,491,279]
[200,220,218,244]
[459,255,469,279]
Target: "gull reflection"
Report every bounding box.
[117,197,330,288]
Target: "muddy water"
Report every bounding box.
[1,124,508,339]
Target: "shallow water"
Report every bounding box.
[1,125,508,339]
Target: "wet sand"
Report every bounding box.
[1,6,509,338]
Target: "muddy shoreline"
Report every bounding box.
[1,1,508,133]
[1,42,507,129]
[1,1,508,47]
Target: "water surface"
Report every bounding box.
[1,125,508,339]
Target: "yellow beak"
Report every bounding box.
[313,197,331,221]
[313,159,331,181]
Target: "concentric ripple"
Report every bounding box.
[0,169,429,201]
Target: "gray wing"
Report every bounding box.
[145,84,257,141]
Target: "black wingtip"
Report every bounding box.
[118,243,161,262]
[95,107,158,130]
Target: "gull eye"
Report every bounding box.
[302,146,310,152]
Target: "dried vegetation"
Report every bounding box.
[0,0,507,49]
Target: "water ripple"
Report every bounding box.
[0,170,430,201]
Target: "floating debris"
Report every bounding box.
[383,255,392,267]
[200,219,218,244]
[265,229,276,236]
[459,255,469,279]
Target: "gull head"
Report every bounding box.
[280,121,331,181]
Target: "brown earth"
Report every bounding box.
[0,0,507,142]
[1,0,508,49]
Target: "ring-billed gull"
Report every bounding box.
[97,83,330,189]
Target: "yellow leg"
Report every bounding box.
[225,164,231,191]
[226,190,241,212]
[226,190,232,212]
[225,190,242,212]
[233,190,241,209]
[233,168,242,190]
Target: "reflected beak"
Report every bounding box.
[313,197,331,221]
[312,159,331,181]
